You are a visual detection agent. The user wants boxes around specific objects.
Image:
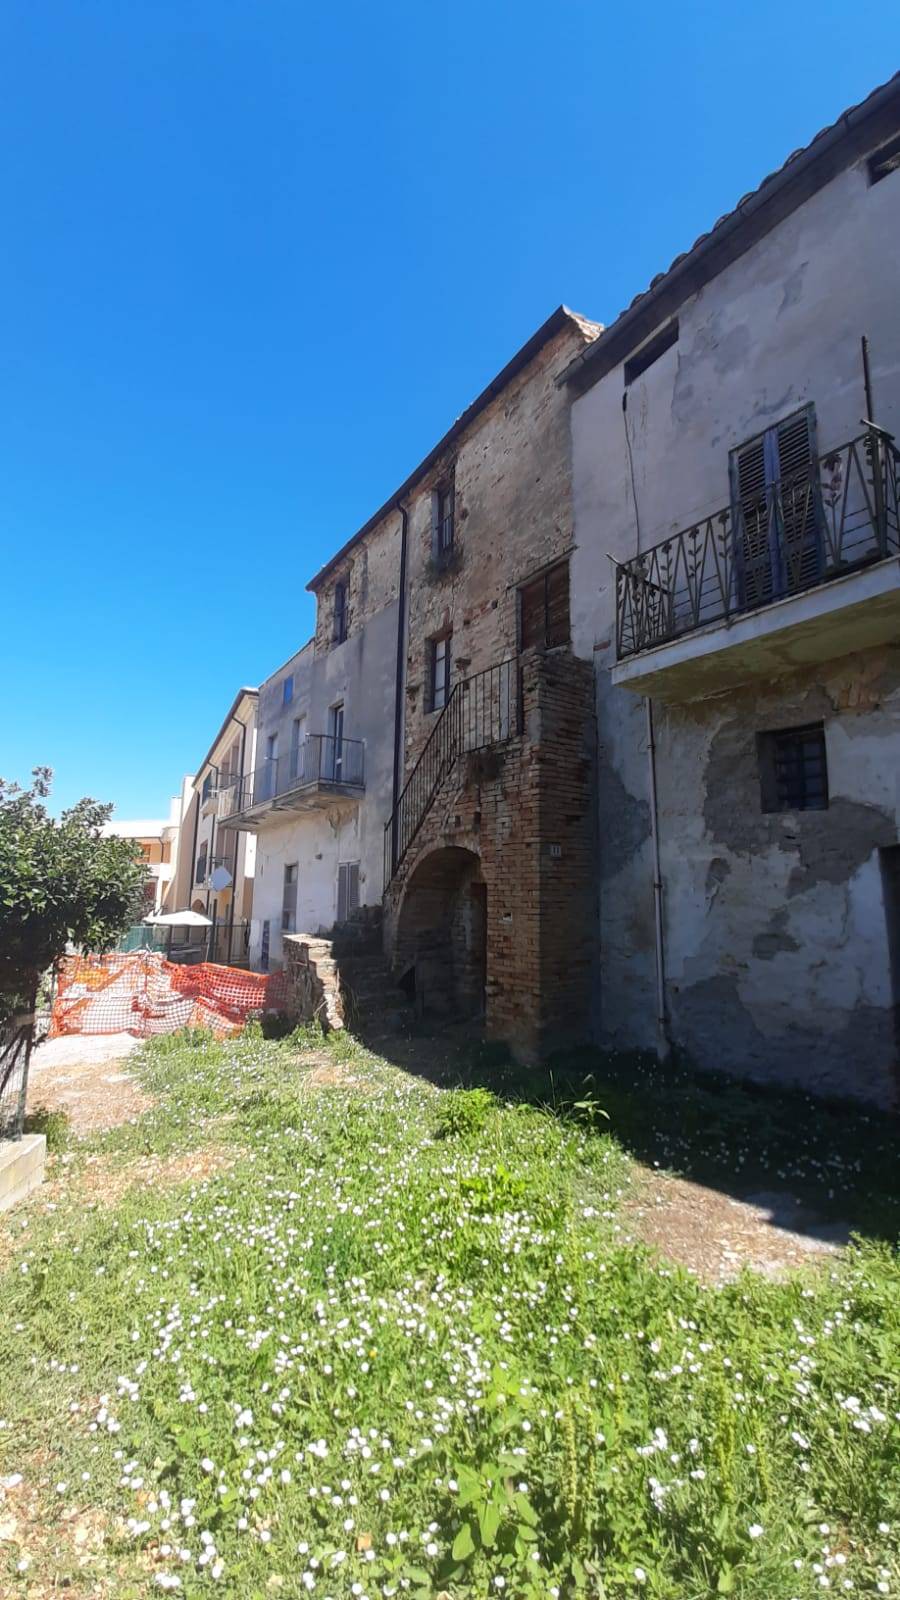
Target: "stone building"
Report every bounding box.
[300,306,601,1058]
[566,74,900,1104]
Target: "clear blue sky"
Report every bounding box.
[1,1,895,816]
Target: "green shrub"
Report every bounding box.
[435,1084,496,1138]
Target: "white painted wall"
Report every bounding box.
[248,596,400,967]
[569,141,900,1103]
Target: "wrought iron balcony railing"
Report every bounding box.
[384,657,518,888]
[218,734,365,820]
[615,429,900,660]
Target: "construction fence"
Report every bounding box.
[49,950,288,1041]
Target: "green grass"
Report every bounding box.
[0,1028,898,1599]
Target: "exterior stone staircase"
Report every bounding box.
[283,909,412,1040]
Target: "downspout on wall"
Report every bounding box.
[645,696,671,1061]
[187,788,200,912]
[225,711,250,957]
[390,501,409,876]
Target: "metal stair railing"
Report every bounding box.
[384,658,518,888]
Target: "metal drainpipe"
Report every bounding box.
[391,501,409,875]
[227,712,249,960]
[206,764,219,924]
[645,696,671,1061]
[188,785,200,911]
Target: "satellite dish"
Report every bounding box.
[210,865,233,891]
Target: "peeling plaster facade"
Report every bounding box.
[569,116,900,1105]
[245,577,399,968]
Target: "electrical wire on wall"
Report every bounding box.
[622,390,643,555]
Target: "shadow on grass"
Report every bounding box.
[358,1021,900,1244]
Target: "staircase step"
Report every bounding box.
[336,952,387,971]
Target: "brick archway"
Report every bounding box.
[394,845,486,1020]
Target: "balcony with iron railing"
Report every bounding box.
[612,428,900,700]
[218,733,365,830]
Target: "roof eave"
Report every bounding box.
[194,687,258,783]
[306,305,601,592]
[561,73,900,395]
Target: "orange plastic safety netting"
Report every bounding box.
[49,950,288,1040]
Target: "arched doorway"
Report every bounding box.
[395,846,486,1020]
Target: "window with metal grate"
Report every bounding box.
[758,723,828,813]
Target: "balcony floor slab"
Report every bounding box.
[611,555,900,702]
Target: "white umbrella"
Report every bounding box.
[143,909,212,927]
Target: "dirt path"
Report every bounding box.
[622,1168,849,1283]
[27,1033,149,1134]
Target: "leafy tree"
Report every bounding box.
[0,768,147,1017]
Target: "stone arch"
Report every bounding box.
[394,845,486,1019]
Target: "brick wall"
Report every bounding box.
[400,323,593,774]
[312,517,401,658]
[385,649,595,1062]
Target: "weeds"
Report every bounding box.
[434,1085,496,1138]
[22,1104,70,1151]
[0,1029,897,1599]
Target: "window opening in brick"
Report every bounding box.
[519,559,570,650]
[429,633,452,711]
[333,580,348,644]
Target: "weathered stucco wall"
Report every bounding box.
[569,142,900,1104]
[656,649,900,1104]
[249,593,399,964]
[248,805,366,968]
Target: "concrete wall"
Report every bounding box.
[249,592,400,964]
[569,142,900,1103]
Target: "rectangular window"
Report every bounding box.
[282,675,293,705]
[429,633,451,712]
[260,920,271,971]
[869,130,900,185]
[730,405,822,610]
[519,559,570,651]
[201,772,213,803]
[337,862,360,924]
[758,723,828,813]
[282,863,298,933]
[333,580,348,644]
[624,320,678,385]
[195,842,208,884]
[431,478,455,558]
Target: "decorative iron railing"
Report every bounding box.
[218,734,365,820]
[616,429,900,660]
[384,658,518,888]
